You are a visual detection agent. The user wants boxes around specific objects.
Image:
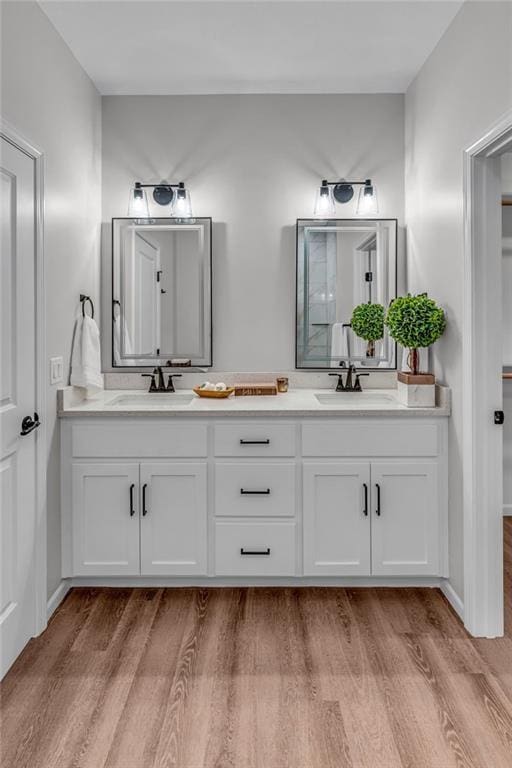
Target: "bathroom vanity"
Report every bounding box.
[61,214,451,586]
[59,388,450,585]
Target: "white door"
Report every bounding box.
[140,463,207,575]
[71,463,140,576]
[303,462,371,575]
[371,462,439,576]
[124,231,160,356]
[0,137,38,678]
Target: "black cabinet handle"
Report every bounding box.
[240,548,271,556]
[240,488,271,495]
[20,412,40,436]
[239,439,270,445]
[142,483,148,516]
[363,483,368,516]
[375,483,381,516]
[129,483,136,517]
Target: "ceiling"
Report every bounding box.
[39,0,464,95]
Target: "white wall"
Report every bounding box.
[405,1,512,598]
[0,1,102,598]
[102,94,404,371]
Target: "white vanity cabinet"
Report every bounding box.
[213,422,298,576]
[303,462,371,576]
[61,412,448,583]
[62,420,208,577]
[370,462,439,576]
[69,461,207,576]
[301,420,446,578]
[71,463,140,576]
[139,463,207,576]
[303,460,440,577]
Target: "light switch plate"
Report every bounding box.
[50,356,64,385]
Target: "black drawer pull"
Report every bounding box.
[240,488,271,495]
[375,483,381,516]
[129,483,136,517]
[240,548,271,556]
[240,439,270,445]
[363,483,368,516]
[142,483,149,516]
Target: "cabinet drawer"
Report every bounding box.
[71,422,207,458]
[214,423,296,457]
[302,421,440,458]
[215,521,296,575]
[215,463,296,517]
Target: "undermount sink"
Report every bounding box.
[314,392,396,406]
[107,393,194,407]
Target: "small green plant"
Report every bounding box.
[385,293,446,374]
[351,302,384,358]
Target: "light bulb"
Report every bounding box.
[172,182,193,217]
[128,183,149,218]
[313,180,335,217]
[356,180,378,216]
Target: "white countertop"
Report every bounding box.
[58,387,451,418]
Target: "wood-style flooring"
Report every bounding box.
[1,519,512,768]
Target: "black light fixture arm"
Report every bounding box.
[320,178,372,188]
[135,181,184,190]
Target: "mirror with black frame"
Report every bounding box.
[296,218,397,369]
[112,217,212,368]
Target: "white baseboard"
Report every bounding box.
[503,505,512,516]
[46,579,71,621]
[70,575,443,589]
[440,579,464,621]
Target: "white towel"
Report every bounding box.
[330,323,350,366]
[71,315,104,396]
[113,303,136,366]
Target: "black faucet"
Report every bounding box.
[329,365,369,392]
[142,367,181,392]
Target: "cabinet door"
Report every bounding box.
[72,463,140,576]
[371,462,439,576]
[303,462,371,575]
[140,463,207,575]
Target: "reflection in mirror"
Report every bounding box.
[296,219,397,369]
[112,218,212,367]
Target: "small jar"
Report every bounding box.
[276,376,289,393]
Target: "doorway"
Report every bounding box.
[0,125,46,677]
[463,109,512,637]
[502,152,512,633]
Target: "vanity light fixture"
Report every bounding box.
[172,182,193,218]
[127,182,150,218]
[313,180,336,217]
[313,178,378,216]
[127,180,193,217]
[355,179,378,216]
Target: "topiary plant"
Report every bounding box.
[385,293,446,375]
[351,302,384,358]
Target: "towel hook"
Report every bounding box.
[80,294,94,319]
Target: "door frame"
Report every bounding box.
[1,118,47,636]
[463,108,512,637]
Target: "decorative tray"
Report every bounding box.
[193,387,235,399]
